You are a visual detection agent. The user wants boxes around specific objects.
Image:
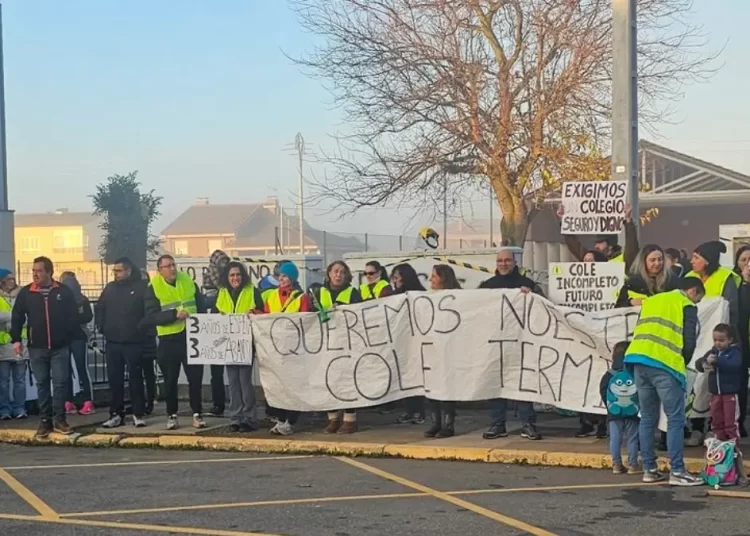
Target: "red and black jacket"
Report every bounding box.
[10,281,79,350]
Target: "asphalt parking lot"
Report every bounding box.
[0,444,747,536]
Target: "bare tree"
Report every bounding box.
[292,0,718,245]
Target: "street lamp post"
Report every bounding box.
[0,3,14,270]
[611,0,639,238]
[295,133,305,257]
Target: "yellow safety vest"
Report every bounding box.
[685,266,741,298]
[0,297,10,345]
[150,272,197,336]
[610,253,624,263]
[360,280,388,301]
[261,288,275,304]
[320,286,353,310]
[215,286,257,315]
[627,290,649,301]
[625,290,694,378]
[266,289,303,313]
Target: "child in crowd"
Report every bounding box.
[600,341,641,475]
[695,324,743,443]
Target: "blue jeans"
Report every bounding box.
[609,419,639,467]
[634,364,686,473]
[0,360,27,417]
[489,398,536,427]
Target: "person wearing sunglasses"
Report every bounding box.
[359,261,393,300]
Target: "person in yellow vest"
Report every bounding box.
[687,241,740,326]
[615,244,678,308]
[0,268,27,420]
[211,261,263,433]
[624,278,705,487]
[359,261,393,301]
[684,241,741,446]
[142,255,208,431]
[311,261,363,434]
[263,262,311,435]
[557,203,639,268]
[259,260,302,306]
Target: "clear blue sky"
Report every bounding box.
[3,0,748,235]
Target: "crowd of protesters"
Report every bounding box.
[0,202,748,487]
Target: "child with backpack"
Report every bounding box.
[600,341,641,474]
[695,323,748,486]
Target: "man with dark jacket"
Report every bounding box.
[479,248,544,441]
[96,257,149,428]
[141,255,207,430]
[10,256,79,437]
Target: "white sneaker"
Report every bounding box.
[193,413,206,429]
[670,471,704,487]
[685,430,704,447]
[133,415,147,428]
[270,420,294,436]
[167,414,179,430]
[102,415,123,429]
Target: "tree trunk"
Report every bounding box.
[494,182,530,247]
[500,212,530,247]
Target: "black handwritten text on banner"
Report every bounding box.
[187,314,254,365]
[253,291,725,415]
[560,181,627,235]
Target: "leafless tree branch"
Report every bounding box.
[290,0,720,244]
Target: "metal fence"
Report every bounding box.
[16,260,113,299]
[272,229,495,268]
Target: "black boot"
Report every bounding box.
[437,407,455,438]
[424,410,442,438]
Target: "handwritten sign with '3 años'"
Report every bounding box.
[186,314,254,365]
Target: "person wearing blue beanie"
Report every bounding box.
[0,268,11,282]
[278,262,299,283]
[262,260,309,436]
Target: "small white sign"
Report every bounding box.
[561,181,627,235]
[186,313,254,365]
[548,262,624,312]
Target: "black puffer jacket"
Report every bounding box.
[95,270,149,344]
[10,282,79,349]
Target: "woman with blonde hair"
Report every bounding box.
[615,244,676,308]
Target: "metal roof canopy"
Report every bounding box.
[638,140,750,207]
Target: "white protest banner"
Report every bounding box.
[186,313,254,365]
[254,291,725,415]
[548,262,624,312]
[560,181,627,235]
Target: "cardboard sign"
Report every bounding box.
[548,262,625,312]
[560,181,627,235]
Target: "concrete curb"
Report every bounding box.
[0,428,730,472]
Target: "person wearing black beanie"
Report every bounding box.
[686,240,740,325]
[684,240,742,446]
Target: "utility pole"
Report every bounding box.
[611,0,639,238]
[489,182,494,247]
[442,177,447,249]
[0,3,14,271]
[295,133,305,256]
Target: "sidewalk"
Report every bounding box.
[0,405,725,473]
